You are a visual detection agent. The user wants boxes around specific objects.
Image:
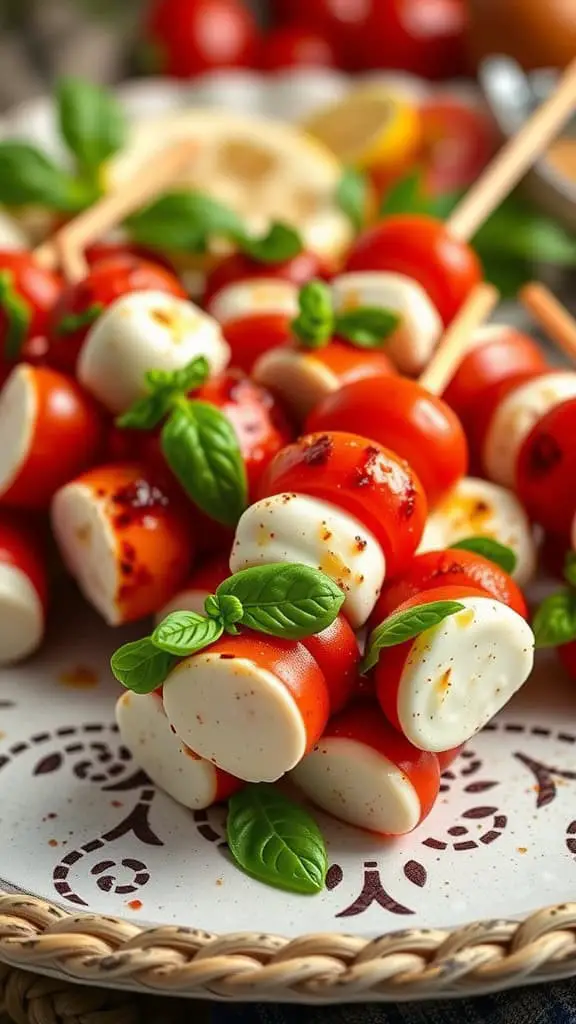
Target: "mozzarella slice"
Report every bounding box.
[0,366,37,498]
[116,691,226,810]
[51,482,120,626]
[418,476,537,586]
[230,493,386,628]
[396,596,534,751]
[207,278,299,323]
[330,271,442,375]
[291,737,422,834]
[253,347,337,421]
[155,586,209,625]
[0,562,44,664]
[78,290,231,414]
[163,652,308,784]
[483,371,576,489]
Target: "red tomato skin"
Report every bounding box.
[558,640,576,681]
[257,430,428,576]
[260,25,338,70]
[204,250,327,306]
[46,255,187,374]
[85,242,177,274]
[0,252,61,382]
[369,547,528,628]
[143,0,259,78]
[516,397,576,539]
[466,370,544,476]
[436,744,465,772]
[442,329,548,435]
[324,700,441,825]
[0,510,48,609]
[419,96,496,195]
[223,312,292,374]
[1,365,104,510]
[344,215,482,325]
[306,374,467,507]
[300,613,360,714]
[374,584,485,737]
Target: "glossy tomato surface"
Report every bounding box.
[204,250,326,306]
[0,251,61,383]
[257,430,427,574]
[223,312,292,374]
[300,613,359,714]
[307,374,467,506]
[465,370,543,475]
[345,215,482,325]
[143,0,259,78]
[47,255,187,374]
[516,397,576,539]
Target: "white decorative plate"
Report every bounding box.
[0,73,575,1004]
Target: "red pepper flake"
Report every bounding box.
[302,434,333,467]
[95,487,106,497]
[399,484,417,520]
[219,653,235,660]
[118,565,153,602]
[127,899,143,911]
[111,479,169,529]
[354,535,367,552]
[48,839,58,848]
[111,800,123,808]
[528,433,563,476]
[352,445,381,488]
[121,540,137,562]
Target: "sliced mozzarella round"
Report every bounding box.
[483,371,576,489]
[418,476,537,586]
[230,492,386,628]
[163,652,312,784]
[0,562,44,664]
[78,290,231,414]
[0,365,37,497]
[116,691,240,810]
[254,347,337,422]
[207,278,299,323]
[51,481,120,625]
[395,596,534,751]
[330,271,442,375]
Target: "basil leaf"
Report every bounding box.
[533,590,576,649]
[334,306,400,348]
[227,784,327,895]
[0,270,31,360]
[238,222,303,264]
[116,389,176,431]
[473,194,576,267]
[152,611,223,655]
[336,167,369,232]
[379,169,429,217]
[362,600,466,673]
[217,563,344,639]
[564,552,576,588]
[292,279,334,348]
[450,536,517,575]
[206,593,244,633]
[117,356,211,430]
[110,637,176,694]
[57,78,126,178]
[0,142,95,212]
[161,400,247,527]
[128,190,245,252]
[56,302,103,336]
[147,356,210,395]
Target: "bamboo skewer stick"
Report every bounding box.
[447,59,576,243]
[34,137,198,282]
[419,283,500,395]
[520,282,576,363]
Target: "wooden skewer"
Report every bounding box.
[34,137,198,283]
[419,283,500,395]
[447,58,576,243]
[520,282,576,363]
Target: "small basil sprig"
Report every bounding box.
[532,552,576,649]
[379,168,462,219]
[127,190,303,263]
[292,279,399,350]
[57,78,126,185]
[111,563,345,693]
[361,600,466,673]
[336,166,370,233]
[450,536,518,576]
[55,302,103,336]
[0,142,98,212]
[227,784,328,895]
[117,356,247,527]
[0,270,31,360]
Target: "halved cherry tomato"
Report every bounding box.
[0,251,61,384]
[344,215,482,325]
[223,312,292,374]
[260,24,338,70]
[301,613,359,714]
[465,370,543,476]
[143,0,260,78]
[516,396,576,540]
[204,249,327,307]
[257,430,427,575]
[306,374,467,506]
[47,255,187,375]
[370,547,528,628]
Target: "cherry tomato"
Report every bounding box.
[223,312,292,374]
[301,613,359,714]
[344,215,482,325]
[257,430,427,575]
[0,251,61,384]
[442,326,548,436]
[354,0,469,77]
[260,25,338,70]
[204,250,326,307]
[464,370,542,475]
[516,397,576,540]
[370,547,528,628]
[85,242,177,274]
[306,374,467,506]
[47,255,187,375]
[143,0,260,78]
[0,510,48,611]
[419,95,497,195]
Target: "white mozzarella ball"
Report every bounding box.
[207,278,299,323]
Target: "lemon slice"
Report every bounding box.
[105,108,353,266]
[303,86,422,174]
